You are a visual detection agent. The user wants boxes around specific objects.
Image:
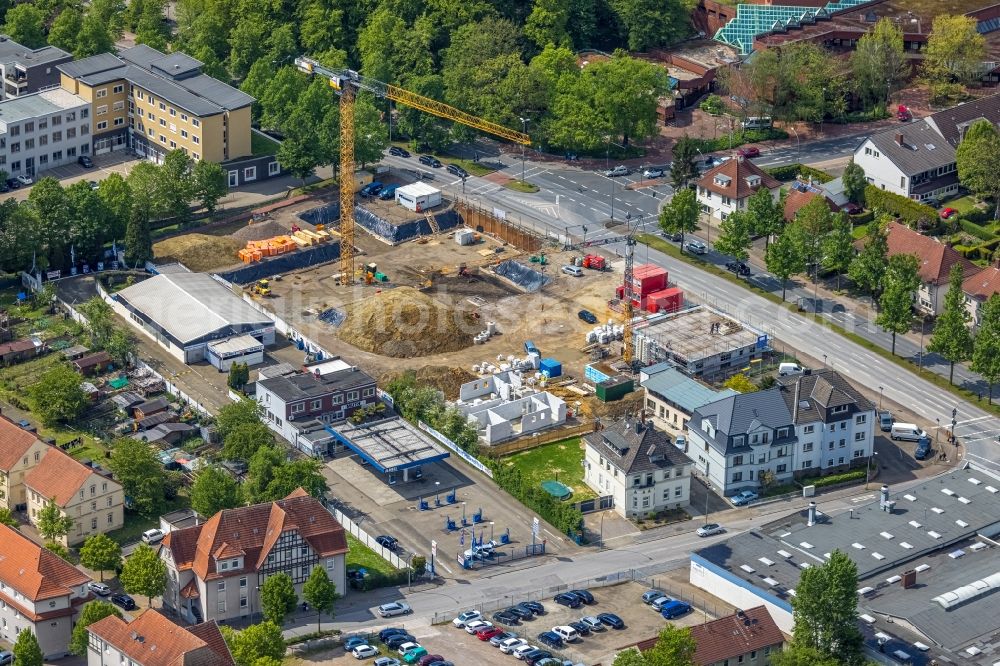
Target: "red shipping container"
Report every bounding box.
[647,287,683,313]
[630,263,667,296]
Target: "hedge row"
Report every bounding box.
[864,185,937,226]
[960,219,997,242]
[692,128,789,153]
[802,469,867,488]
[764,163,834,183]
[849,210,875,225]
[486,458,584,538]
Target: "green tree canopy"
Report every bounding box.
[925,14,986,86]
[0,507,18,528]
[956,119,1000,217]
[70,601,122,656]
[216,398,264,439]
[29,364,88,426]
[714,210,753,262]
[222,421,274,463]
[260,572,297,624]
[13,628,42,666]
[659,188,700,250]
[224,621,286,666]
[723,373,758,393]
[37,498,74,544]
[928,263,974,384]
[849,217,889,301]
[192,160,228,214]
[821,213,856,290]
[79,534,123,582]
[745,187,783,249]
[971,294,1000,404]
[2,4,46,48]
[850,19,907,107]
[302,566,337,632]
[190,465,243,518]
[108,438,167,516]
[791,550,864,665]
[120,544,167,607]
[876,253,920,355]
[842,160,867,206]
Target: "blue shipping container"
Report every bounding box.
[539,358,562,378]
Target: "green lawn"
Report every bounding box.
[445,158,495,177]
[503,437,595,501]
[949,195,980,215]
[107,494,190,545]
[251,131,280,156]
[345,533,398,576]
[504,179,540,193]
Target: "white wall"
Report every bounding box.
[689,558,793,634]
[854,140,907,197]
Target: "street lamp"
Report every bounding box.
[599,513,606,550]
[434,481,441,506]
[789,126,800,155]
[823,354,828,369]
[605,136,625,221]
[935,418,940,445]
[878,386,884,410]
[865,451,879,489]
[461,501,467,526]
[519,117,530,184]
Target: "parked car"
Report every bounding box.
[684,240,708,254]
[142,528,164,544]
[418,655,444,666]
[344,636,369,651]
[521,601,545,615]
[419,155,442,168]
[524,650,554,665]
[725,261,751,276]
[5,178,20,190]
[0,180,8,193]
[512,644,539,660]
[660,600,693,620]
[388,146,410,158]
[89,180,100,190]
[737,146,761,158]
[396,642,421,656]
[16,174,33,186]
[567,621,591,636]
[378,628,407,642]
[597,612,625,629]
[580,615,605,632]
[508,605,535,621]
[378,602,412,618]
[642,589,665,604]
[361,181,384,197]
[537,631,565,648]
[111,593,136,610]
[578,309,597,324]
[940,207,957,219]
[604,165,630,177]
[915,436,932,461]
[561,265,583,277]
[478,626,505,641]
[77,155,95,168]
[553,593,582,609]
[729,489,759,506]
[402,646,427,663]
[490,631,517,646]
[452,610,481,627]
[379,183,400,200]
[0,650,13,666]
[464,620,493,634]
[642,167,664,178]
[446,164,469,178]
[664,231,683,241]
[493,610,521,625]
[353,645,379,659]
[567,589,595,604]
[499,637,528,654]
[879,410,893,432]
[697,523,726,537]
[374,658,401,666]
[375,534,399,550]
[385,634,416,650]
[650,596,674,612]
[89,582,111,596]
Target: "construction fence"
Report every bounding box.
[455,198,544,252]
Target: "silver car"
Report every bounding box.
[604,165,630,177]
[697,523,726,537]
[642,168,664,178]
[684,240,708,254]
[377,601,411,617]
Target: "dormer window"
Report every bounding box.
[832,405,848,414]
[746,175,761,188]
[733,435,745,446]
[714,174,731,187]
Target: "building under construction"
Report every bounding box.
[633,304,769,380]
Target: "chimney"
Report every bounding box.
[807,502,817,526]
[895,132,904,146]
[737,154,745,163]
[792,376,801,421]
[902,569,917,589]
[880,484,890,508]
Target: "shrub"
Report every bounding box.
[960,219,996,242]
[849,210,875,226]
[691,128,788,153]
[864,186,938,228]
[830,106,890,124]
[700,95,725,116]
[802,470,867,488]
[764,163,833,183]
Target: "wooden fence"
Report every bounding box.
[455,199,544,252]
[482,422,595,457]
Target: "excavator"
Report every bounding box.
[250,279,272,297]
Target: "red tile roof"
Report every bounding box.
[88,609,235,666]
[696,157,781,200]
[689,607,785,665]
[783,188,838,222]
[0,523,90,602]
[884,222,980,286]
[24,447,113,507]
[963,265,1000,302]
[0,339,37,355]
[0,415,43,471]
[163,489,347,581]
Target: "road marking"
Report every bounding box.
[437,561,453,574]
[957,416,993,426]
[852,494,875,503]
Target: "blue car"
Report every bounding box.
[343,636,368,650]
[379,183,400,200]
[553,593,582,609]
[660,600,693,620]
[361,181,384,197]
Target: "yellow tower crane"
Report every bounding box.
[295,56,531,280]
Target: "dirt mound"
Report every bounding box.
[231,219,289,242]
[339,287,479,358]
[153,234,242,272]
[380,366,477,400]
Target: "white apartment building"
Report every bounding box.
[0,87,91,179]
[695,155,780,222]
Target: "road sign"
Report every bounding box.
[431,540,437,557]
[531,517,540,538]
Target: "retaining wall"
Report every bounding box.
[299,202,460,245]
[217,242,341,284]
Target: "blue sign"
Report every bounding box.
[756,334,769,350]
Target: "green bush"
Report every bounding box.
[485,458,584,539]
[864,186,938,228]
[692,128,788,153]
[700,95,725,116]
[802,470,867,488]
[960,219,996,242]
[764,163,834,183]
[850,210,875,225]
[830,106,890,124]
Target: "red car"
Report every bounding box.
[418,656,445,666]
[477,626,504,641]
[737,146,760,158]
[940,207,957,219]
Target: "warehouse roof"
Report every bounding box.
[115,273,273,346]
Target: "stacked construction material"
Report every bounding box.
[237,231,329,263]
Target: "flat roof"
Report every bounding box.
[643,366,737,413]
[634,304,765,364]
[327,417,450,472]
[207,334,264,355]
[0,88,87,126]
[396,182,440,197]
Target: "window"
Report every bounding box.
[217,582,225,592]
[231,559,238,567]
[38,119,46,129]
[803,442,813,452]
[67,128,76,139]
[159,134,166,143]
[853,450,864,458]
[107,497,112,507]
[803,425,814,434]
[114,117,124,126]
[52,150,61,160]
[731,472,743,483]
[91,518,97,529]
[113,84,124,94]
[169,141,176,148]
[269,161,280,176]
[113,101,124,111]
[159,118,166,127]
[827,459,833,467]
[244,166,256,181]
[10,125,18,136]
[91,501,97,511]
[802,460,813,469]
[52,116,60,126]
[220,561,228,571]
[776,464,787,473]
[53,131,62,142]
[828,441,834,450]
[97,105,107,116]
[192,135,200,144]
[347,390,359,401]
[24,122,32,132]
[240,597,248,608]
[240,577,247,588]
[839,457,845,465]
[136,90,144,100]
[96,121,108,131]
[9,142,18,153]
[96,88,107,98]
[181,113,188,121]
[193,118,200,127]
[310,399,321,410]
[159,102,166,111]
[81,124,89,135]
[68,147,76,157]
[169,108,176,116]
[193,153,199,159]
[181,129,188,138]
[291,402,305,413]
[856,414,867,425]
[855,431,866,441]
[674,486,682,497]
[732,455,744,466]
[218,599,226,613]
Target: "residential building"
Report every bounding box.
[454,371,567,445]
[58,45,278,185]
[963,265,1000,328]
[256,359,378,445]
[87,608,235,666]
[853,93,1000,202]
[161,488,348,624]
[0,37,72,100]
[782,186,837,222]
[632,606,784,665]
[0,87,91,179]
[0,523,92,658]
[685,369,874,496]
[642,365,737,437]
[696,155,780,221]
[0,416,49,511]
[24,447,124,547]
[583,418,693,520]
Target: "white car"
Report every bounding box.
[642,168,664,178]
[697,523,726,537]
[373,659,400,666]
[684,240,708,254]
[453,610,482,627]
[499,637,527,654]
[464,619,492,634]
[513,644,539,660]
[352,645,379,659]
[141,528,164,544]
[15,175,33,186]
[396,642,421,656]
[377,601,412,618]
[88,582,111,596]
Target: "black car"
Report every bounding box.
[388,146,411,158]
[111,593,136,610]
[725,261,751,276]
[385,633,416,650]
[508,605,535,620]
[493,610,521,625]
[553,592,582,609]
[568,621,591,636]
[375,535,399,551]
[664,231,683,241]
[568,589,595,604]
[578,309,597,324]
[0,180,8,193]
[521,600,545,615]
[525,650,553,665]
[446,164,469,178]
[378,627,407,642]
[78,155,94,168]
[5,178,19,190]
[597,612,625,629]
[419,155,442,168]
[537,631,564,648]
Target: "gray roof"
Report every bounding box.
[777,369,874,425]
[122,46,202,79]
[643,366,737,414]
[583,419,691,475]
[115,272,273,345]
[865,121,956,177]
[258,366,375,403]
[690,388,795,455]
[0,36,70,66]
[925,92,1000,149]
[0,88,87,125]
[56,52,123,79]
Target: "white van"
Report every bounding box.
[141,528,164,544]
[561,265,583,277]
[553,625,580,642]
[778,363,803,376]
[742,116,773,130]
[891,423,927,442]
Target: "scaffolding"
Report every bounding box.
[715,0,874,54]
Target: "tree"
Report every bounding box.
[79,534,122,582]
[45,542,70,558]
[28,177,71,269]
[12,629,42,666]
[302,566,337,632]
[192,160,228,214]
[850,19,907,108]
[29,365,88,426]
[125,162,162,265]
[925,15,986,86]
[766,223,806,301]
[842,160,867,207]
[609,0,695,51]
[105,329,137,367]
[79,296,115,348]
[972,294,1000,404]
[224,621,285,666]
[120,544,167,607]
[956,119,1000,217]
[159,150,194,222]
[745,187,783,250]
[723,374,758,393]
[2,4,46,48]
[791,550,863,665]
[222,421,274,463]
[612,648,647,666]
[217,398,264,438]
[190,465,243,518]
[124,207,153,267]
[37,498,73,544]
[770,645,842,666]
[228,362,250,391]
[586,53,669,146]
[929,263,974,384]
[524,0,571,49]
[260,572,297,625]
[793,197,833,281]
[849,217,889,303]
[876,253,919,355]
[646,624,696,665]
[76,11,117,58]
[0,507,18,528]
[108,438,167,516]
[48,8,84,53]
[70,601,122,656]
[670,136,699,189]
[98,173,132,242]
[714,210,753,262]
[821,213,855,290]
[659,188,700,252]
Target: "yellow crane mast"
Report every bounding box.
[295,57,531,280]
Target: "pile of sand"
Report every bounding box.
[153,234,242,272]
[338,287,479,358]
[231,219,289,242]
[380,366,477,400]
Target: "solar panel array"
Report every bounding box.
[715,0,875,54]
